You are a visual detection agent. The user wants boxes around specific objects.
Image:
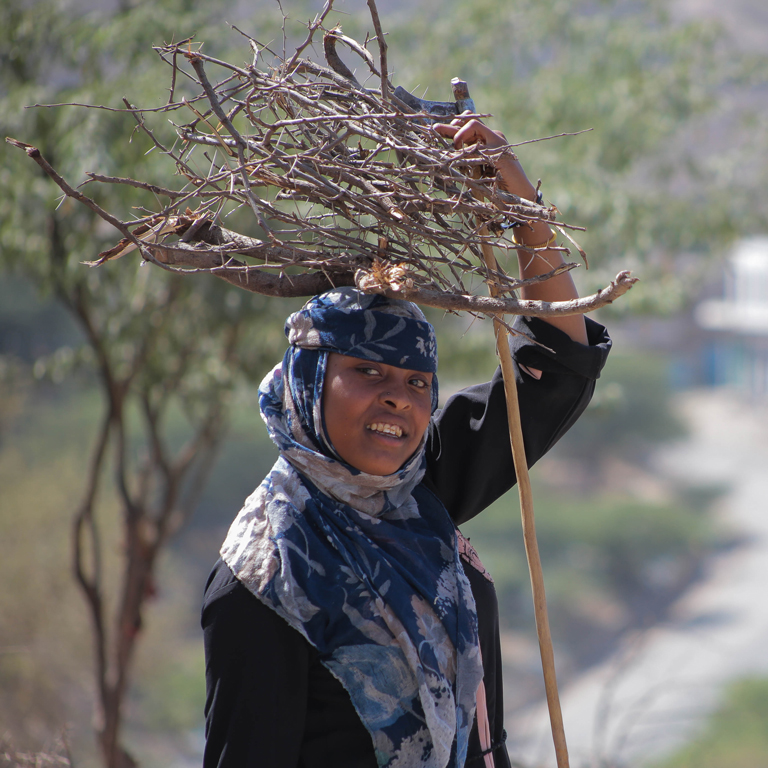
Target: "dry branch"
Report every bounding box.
[7,8,636,318]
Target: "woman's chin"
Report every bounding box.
[340,440,410,476]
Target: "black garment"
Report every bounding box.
[461,553,508,767]
[202,316,611,768]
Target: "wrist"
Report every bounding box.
[513,225,555,248]
[491,154,537,199]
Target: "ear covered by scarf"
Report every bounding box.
[221,287,482,768]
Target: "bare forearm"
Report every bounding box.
[492,154,588,344]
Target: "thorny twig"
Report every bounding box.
[8,1,636,317]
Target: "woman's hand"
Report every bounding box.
[433,116,588,345]
[433,118,538,202]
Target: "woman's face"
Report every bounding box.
[323,352,433,476]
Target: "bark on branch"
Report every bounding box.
[7,8,637,323]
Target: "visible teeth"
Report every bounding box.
[367,423,403,438]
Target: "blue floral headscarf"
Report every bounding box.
[221,288,482,768]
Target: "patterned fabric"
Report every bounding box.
[457,532,494,584]
[221,288,483,768]
[286,287,439,373]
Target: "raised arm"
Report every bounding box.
[425,315,610,525]
[433,119,588,345]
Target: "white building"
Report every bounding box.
[695,237,768,397]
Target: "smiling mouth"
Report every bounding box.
[367,422,404,438]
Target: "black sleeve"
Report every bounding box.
[425,316,611,525]
[202,559,310,768]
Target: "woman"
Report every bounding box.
[202,120,611,768]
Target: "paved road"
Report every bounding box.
[505,389,768,767]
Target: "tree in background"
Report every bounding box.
[390,0,768,310]
[1,1,289,765]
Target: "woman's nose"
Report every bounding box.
[380,383,409,409]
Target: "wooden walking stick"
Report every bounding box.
[450,78,571,768]
[478,235,571,768]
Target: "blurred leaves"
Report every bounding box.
[388,0,768,309]
[556,351,687,465]
[0,395,110,755]
[462,349,723,669]
[0,0,292,470]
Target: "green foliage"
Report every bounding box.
[387,0,768,309]
[0,275,81,363]
[655,676,768,768]
[557,350,686,464]
[0,383,213,762]
[429,311,499,384]
[436,345,688,462]
[1,0,283,277]
[192,399,278,529]
[129,557,208,734]
[0,0,294,493]
[536,492,715,600]
[459,352,716,665]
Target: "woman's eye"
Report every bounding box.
[358,366,380,376]
[410,378,428,389]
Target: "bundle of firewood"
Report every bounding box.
[7,0,636,316]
